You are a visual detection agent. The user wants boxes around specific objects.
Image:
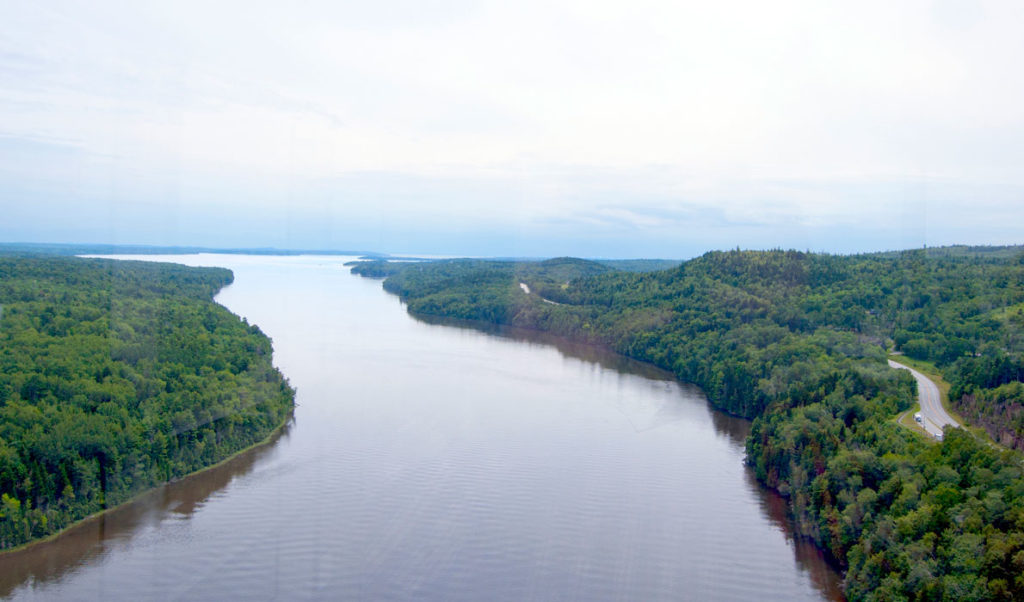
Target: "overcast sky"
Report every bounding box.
[1,0,1022,257]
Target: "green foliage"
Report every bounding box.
[357,247,1024,600]
[956,381,1024,451]
[594,258,684,272]
[0,256,294,549]
[871,244,1024,260]
[348,259,408,279]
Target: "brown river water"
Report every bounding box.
[0,255,843,600]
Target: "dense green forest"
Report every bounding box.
[0,256,294,550]
[353,247,1024,600]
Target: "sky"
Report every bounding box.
[1,0,1022,258]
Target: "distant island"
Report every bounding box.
[353,245,1024,600]
[0,254,294,550]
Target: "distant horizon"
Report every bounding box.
[4,238,1022,262]
[4,3,1024,261]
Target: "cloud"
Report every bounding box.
[1,1,1023,255]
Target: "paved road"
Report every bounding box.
[888,359,961,439]
[519,282,563,306]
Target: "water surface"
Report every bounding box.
[1,255,842,600]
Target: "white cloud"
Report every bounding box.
[1,0,1022,254]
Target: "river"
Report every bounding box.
[0,254,843,600]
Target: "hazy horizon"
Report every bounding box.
[3,1,1023,257]
[11,239,1024,264]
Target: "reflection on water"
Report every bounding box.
[412,313,674,381]
[0,423,292,597]
[413,312,844,601]
[1,255,844,601]
[746,470,845,600]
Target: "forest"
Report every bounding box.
[0,256,294,550]
[353,247,1024,600]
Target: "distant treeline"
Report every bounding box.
[0,256,294,550]
[353,246,1024,600]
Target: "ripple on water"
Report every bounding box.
[2,256,842,601]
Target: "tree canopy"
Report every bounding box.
[355,246,1024,600]
[0,256,294,550]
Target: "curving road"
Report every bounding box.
[889,359,960,440]
[519,282,563,305]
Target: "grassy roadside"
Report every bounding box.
[886,354,966,425]
[894,408,934,440]
[884,355,938,442]
[887,354,1024,456]
[887,354,971,444]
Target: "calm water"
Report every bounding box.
[0,255,843,601]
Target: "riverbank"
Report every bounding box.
[351,251,1024,600]
[373,279,852,583]
[0,257,296,551]
[0,414,293,559]
[2,254,843,601]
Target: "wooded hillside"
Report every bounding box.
[354,247,1024,600]
[0,256,294,550]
